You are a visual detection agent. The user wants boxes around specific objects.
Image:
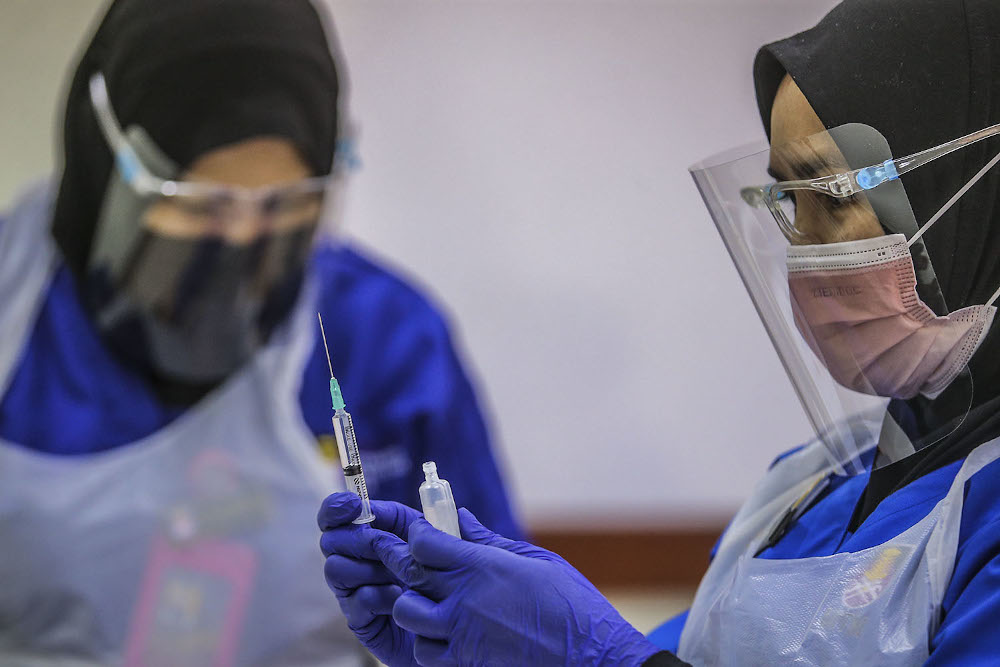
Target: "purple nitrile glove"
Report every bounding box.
[318,492,424,667]
[372,508,661,666]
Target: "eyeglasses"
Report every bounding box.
[88,72,334,240]
[741,122,1000,240]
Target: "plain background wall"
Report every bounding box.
[0,0,838,530]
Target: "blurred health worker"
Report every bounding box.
[317,0,1000,664]
[0,0,519,664]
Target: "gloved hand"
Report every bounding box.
[318,493,424,667]
[372,508,661,666]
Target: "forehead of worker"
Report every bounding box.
[181,138,313,186]
[767,76,838,181]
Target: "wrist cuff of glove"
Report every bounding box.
[643,650,691,667]
[599,631,667,666]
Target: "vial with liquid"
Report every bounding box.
[418,461,461,538]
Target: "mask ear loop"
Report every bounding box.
[987,282,1000,307]
[908,149,1000,248]
[902,149,1000,307]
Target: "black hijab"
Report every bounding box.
[753,0,1000,525]
[52,0,342,281]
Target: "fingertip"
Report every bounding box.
[456,507,481,530]
[354,584,404,615]
[407,518,473,571]
[317,492,363,529]
[413,636,450,666]
[407,517,453,553]
[409,516,461,541]
[319,529,335,557]
[393,587,425,607]
[393,590,448,640]
[340,584,404,623]
[405,516,431,541]
[369,500,424,537]
[323,555,349,595]
[456,508,496,543]
[369,530,409,568]
[370,528,402,551]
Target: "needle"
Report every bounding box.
[317,313,334,378]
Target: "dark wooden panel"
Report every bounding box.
[530,527,725,589]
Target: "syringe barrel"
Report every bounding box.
[331,409,375,524]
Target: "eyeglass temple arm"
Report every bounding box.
[893,122,1000,175]
[88,73,160,191]
[852,122,1000,192]
[767,122,1000,199]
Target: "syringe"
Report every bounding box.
[318,314,375,524]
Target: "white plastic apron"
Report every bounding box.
[0,184,361,666]
[677,425,1000,666]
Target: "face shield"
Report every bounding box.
[692,123,1000,475]
[85,73,345,385]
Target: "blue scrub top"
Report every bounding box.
[0,229,522,540]
[648,447,1000,664]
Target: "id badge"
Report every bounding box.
[125,535,257,667]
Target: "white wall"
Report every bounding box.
[0,0,108,204]
[1,0,838,529]
[323,0,838,528]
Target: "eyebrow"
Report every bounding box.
[768,153,837,183]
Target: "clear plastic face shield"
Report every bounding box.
[692,123,1000,475]
[86,72,346,384]
[89,72,333,244]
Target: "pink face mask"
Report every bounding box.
[786,234,996,399]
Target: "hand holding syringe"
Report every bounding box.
[318,314,462,533]
[318,314,375,524]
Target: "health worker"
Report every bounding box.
[317,0,1000,664]
[0,0,519,664]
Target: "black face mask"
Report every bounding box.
[87,228,312,385]
[83,125,321,386]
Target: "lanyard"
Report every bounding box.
[755,474,832,557]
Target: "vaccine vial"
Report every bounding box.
[418,461,461,538]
